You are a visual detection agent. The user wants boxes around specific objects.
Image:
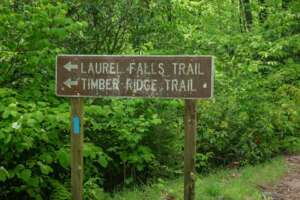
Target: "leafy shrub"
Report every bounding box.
[0,0,299,198]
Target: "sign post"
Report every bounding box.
[56,55,213,200]
[70,98,84,200]
[184,99,197,200]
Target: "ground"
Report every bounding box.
[106,155,300,200]
[263,155,300,200]
[109,157,288,200]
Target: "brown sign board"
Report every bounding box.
[56,55,214,99]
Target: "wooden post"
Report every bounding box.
[184,99,197,200]
[70,98,84,200]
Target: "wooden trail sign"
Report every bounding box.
[56,55,213,99]
[55,55,214,200]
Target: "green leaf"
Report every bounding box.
[98,156,108,168]
[37,161,53,175]
[0,167,9,182]
[4,134,12,144]
[18,169,31,182]
[34,111,44,123]
[84,143,103,159]
[8,103,17,109]
[57,148,70,168]
[27,176,39,187]
[27,118,37,127]
[39,152,53,164]
[136,164,144,171]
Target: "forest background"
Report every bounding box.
[0,0,299,199]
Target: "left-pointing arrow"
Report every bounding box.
[64,78,78,88]
[64,61,78,71]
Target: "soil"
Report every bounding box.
[262,155,300,200]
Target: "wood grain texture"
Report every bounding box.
[184,99,197,200]
[56,55,213,99]
[70,98,84,200]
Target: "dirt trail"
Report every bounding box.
[263,155,300,200]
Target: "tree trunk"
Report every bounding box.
[239,0,253,31]
[282,0,291,9]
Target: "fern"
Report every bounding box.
[49,179,71,200]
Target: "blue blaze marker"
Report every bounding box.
[73,115,80,134]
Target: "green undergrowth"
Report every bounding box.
[108,156,287,200]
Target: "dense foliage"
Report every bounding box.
[0,0,299,199]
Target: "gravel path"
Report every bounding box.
[263,155,300,200]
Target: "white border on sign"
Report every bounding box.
[55,55,215,100]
